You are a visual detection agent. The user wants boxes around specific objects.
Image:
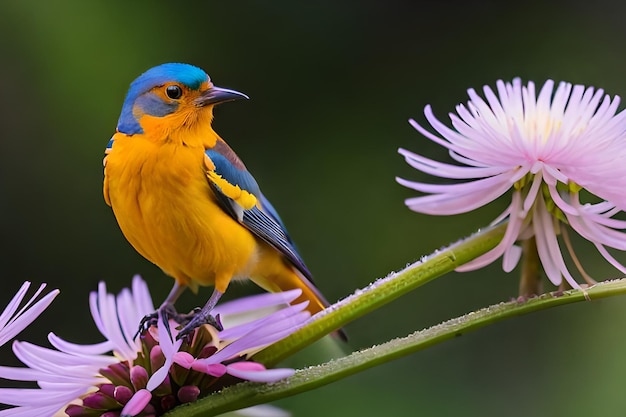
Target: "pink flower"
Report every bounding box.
[398,78,626,288]
[0,276,309,416]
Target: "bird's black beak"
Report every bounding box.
[196,86,249,107]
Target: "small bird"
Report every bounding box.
[103,63,337,337]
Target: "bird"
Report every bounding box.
[103,62,339,338]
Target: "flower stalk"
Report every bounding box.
[519,237,542,297]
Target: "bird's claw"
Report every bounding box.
[176,310,223,340]
[134,304,202,339]
[134,311,159,339]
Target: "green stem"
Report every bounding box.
[166,279,626,417]
[255,222,507,366]
[519,237,542,297]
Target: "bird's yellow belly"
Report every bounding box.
[104,137,258,291]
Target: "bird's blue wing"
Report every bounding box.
[205,143,313,280]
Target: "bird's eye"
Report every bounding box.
[165,85,183,99]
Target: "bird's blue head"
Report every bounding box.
[116,63,248,135]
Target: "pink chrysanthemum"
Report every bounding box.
[397,78,626,290]
[0,276,309,416]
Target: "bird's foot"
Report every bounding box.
[176,309,223,340]
[134,304,201,339]
[135,310,160,339]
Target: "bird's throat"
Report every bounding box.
[138,107,219,148]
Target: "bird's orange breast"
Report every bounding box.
[103,133,258,292]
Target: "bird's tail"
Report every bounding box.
[250,260,347,340]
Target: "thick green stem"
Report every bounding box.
[165,279,626,417]
[254,222,507,366]
[519,237,542,297]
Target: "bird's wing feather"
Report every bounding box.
[205,146,313,280]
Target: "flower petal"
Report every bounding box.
[226,364,294,383]
[0,284,58,347]
[120,388,152,417]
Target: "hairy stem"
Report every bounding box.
[166,279,626,417]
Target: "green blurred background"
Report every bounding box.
[1,1,626,416]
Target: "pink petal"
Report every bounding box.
[398,148,509,179]
[219,302,308,341]
[213,289,302,317]
[226,365,294,383]
[0,284,59,347]
[502,244,523,273]
[121,389,152,417]
[191,362,227,377]
[131,275,155,316]
[172,352,195,369]
[533,198,580,288]
[47,333,115,357]
[231,405,291,417]
[227,361,266,372]
[130,366,149,391]
[399,170,521,216]
[457,192,525,272]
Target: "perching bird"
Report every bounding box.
[103,63,337,337]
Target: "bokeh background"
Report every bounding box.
[2,1,626,416]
